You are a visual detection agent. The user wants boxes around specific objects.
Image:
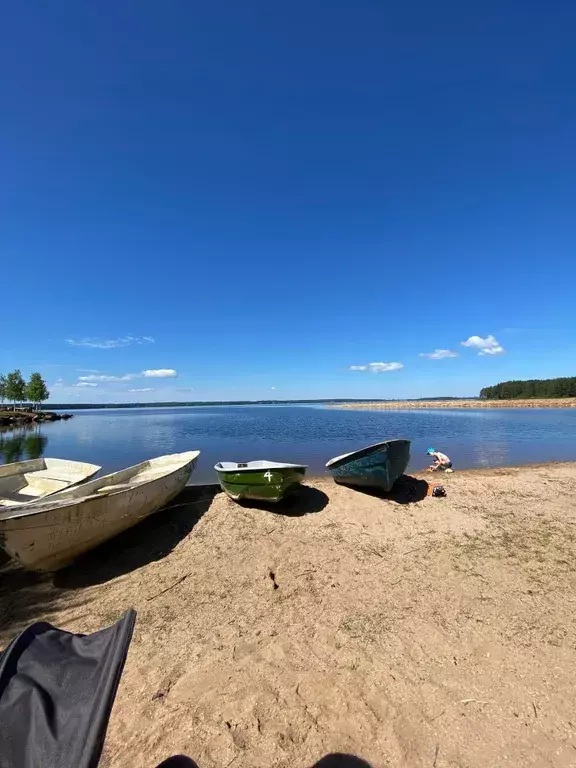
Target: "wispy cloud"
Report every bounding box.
[129,388,155,393]
[461,335,505,356]
[65,335,155,349]
[142,369,177,378]
[76,369,178,385]
[420,349,459,360]
[175,387,194,392]
[349,362,404,373]
[79,374,136,382]
[76,368,100,373]
[76,382,99,388]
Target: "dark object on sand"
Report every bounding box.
[431,485,447,497]
[326,439,411,492]
[0,609,136,768]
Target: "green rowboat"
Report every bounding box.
[214,461,307,502]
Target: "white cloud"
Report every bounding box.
[175,387,195,392]
[349,362,404,373]
[369,362,404,372]
[129,388,155,393]
[461,335,505,356]
[420,349,459,360]
[76,368,177,386]
[142,369,177,378]
[65,335,155,349]
[76,368,100,373]
[270,387,276,390]
[79,374,136,382]
[76,382,98,388]
[479,347,505,356]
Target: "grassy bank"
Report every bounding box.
[333,397,576,409]
[2,463,576,767]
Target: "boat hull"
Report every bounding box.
[216,466,306,502]
[327,439,410,491]
[0,453,198,571]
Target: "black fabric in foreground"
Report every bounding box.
[0,608,136,768]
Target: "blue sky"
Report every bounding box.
[1,1,575,403]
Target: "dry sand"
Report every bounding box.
[2,464,576,768]
[333,399,576,409]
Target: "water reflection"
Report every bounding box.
[0,426,48,464]
[463,412,511,467]
[473,441,510,467]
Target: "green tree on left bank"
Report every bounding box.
[4,370,27,410]
[26,373,50,411]
[1,370,50,411]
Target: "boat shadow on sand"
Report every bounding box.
[336,474,429,504]
[236,484,329,517]
[54,484,221,590]
[0,486,219,637]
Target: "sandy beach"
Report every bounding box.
[2,464,576,767]
[333,398,576,409]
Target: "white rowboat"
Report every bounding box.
[0,458,101,507]
[0,450,200,572]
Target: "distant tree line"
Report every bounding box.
[480,377,576,400]
[0,370,50,411]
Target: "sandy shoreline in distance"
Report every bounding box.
[333,397,576,409]
[2,463,576,767]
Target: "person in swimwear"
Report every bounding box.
[426,447,453,472]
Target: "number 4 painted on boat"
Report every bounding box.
[264,471,273,482]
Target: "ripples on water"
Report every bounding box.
[1,406,576,484]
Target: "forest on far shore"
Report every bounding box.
[480,377,576,399]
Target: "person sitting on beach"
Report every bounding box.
[426,447,453,472]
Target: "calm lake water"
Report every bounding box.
[1,405,576,484]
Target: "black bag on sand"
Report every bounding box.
[0,608,136,768]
